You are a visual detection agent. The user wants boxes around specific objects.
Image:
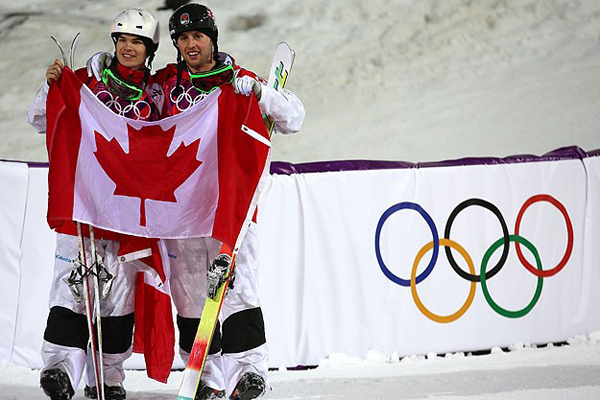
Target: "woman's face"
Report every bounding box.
[115,34,147,71]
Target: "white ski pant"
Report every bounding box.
[41,233,138,389]
[167,222,269,394]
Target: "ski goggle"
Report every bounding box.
[102,68,144,101]
[189,64,235,94]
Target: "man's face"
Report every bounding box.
[176,30,214,73]
[115,34,147,71]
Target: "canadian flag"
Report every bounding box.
[46,68,271,249]
[46,68,271,382]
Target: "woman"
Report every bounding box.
[27,9,161,400]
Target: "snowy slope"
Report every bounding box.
[1,0,600,163]
[2,335,600,399]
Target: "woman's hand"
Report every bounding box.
[46,59,64,85]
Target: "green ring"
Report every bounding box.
[480,234,543,318]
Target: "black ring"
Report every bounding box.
[444,198,510,282]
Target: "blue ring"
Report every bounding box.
[375,202,439,287]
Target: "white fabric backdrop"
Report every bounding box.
[10,167,56,366]
[0,161,29,363]
[257,158,600,366]
[1,156,599,370]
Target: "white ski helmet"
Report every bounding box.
[111,9,160,57]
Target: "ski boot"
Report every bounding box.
[195,380,225,399]
[230,372,266,400]
[84,385,95,398]
[40,368,75,400]
[84,384,126,400]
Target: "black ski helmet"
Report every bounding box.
[169,3,218,58]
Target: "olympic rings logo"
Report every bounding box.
[97,91,152,120]
[374,194,574,322]
[170,85,208,112]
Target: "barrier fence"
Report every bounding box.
[1,146,599,369]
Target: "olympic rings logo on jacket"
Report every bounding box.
[374,194,574,323]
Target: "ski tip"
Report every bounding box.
[276,41,293,51]
[275,41,295,61]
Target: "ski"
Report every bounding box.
[69,32,81,70]
[77,223,106,400]
[88,226,106,400]
[50,32,81,68]
[50,36,67,66]
[177,243,236,400]
[264,42,296,137]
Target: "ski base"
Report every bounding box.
[264,42,296,137]
[177,247,234,400]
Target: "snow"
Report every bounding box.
[2,0,600,398]
[2,335,600,399]
[1,0,600,163]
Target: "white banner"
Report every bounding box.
[0,161,31,363]
[257,158,600,366]
[11,168,56,367]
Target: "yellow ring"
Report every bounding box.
[411,238,477,323]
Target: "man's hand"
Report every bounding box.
[86,51,113,81]
[234,74,262,100]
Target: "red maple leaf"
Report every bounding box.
[94,124,202,226]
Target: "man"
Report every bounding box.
[157,4,304,400]
[27,9,162,400]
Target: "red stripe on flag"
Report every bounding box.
[133,240,174,383]
[46,68,83,230]
[212,87,270,248]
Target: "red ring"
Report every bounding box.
[514,194,573,277]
